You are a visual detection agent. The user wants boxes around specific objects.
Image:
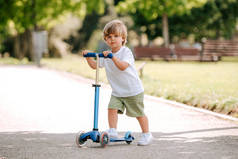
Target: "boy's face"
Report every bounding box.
[105,33,124,52]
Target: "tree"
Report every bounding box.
[116,0,207,47]
[0,0,105,59]
[0,0,16,53]
[66,12,104,53]
[198,0,238,39]
[169,0,238,40]
[66,0,119,53]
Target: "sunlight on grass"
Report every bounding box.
[0,57,31,65]
[142,60,238,116]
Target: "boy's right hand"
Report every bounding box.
[82,50,97,69]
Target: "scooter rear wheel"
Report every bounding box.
[125,131,133,144]
[76,131,86,148]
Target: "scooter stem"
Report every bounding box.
[95,54,99,85]
[93,54,100,131]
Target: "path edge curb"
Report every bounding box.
[145,95,238,122]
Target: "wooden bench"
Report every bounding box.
[174,48,200,61]
[201,40,238,61]
[133,46,200,61]
[133,47,173,61]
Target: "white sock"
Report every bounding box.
[143,132,152,136]
[110,128,117,132]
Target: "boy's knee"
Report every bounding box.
[108,108,118,113]
[136,115,147,120]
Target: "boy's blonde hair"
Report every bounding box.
[103,19,127,45]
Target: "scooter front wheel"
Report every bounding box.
[100,132,110,147]
[76,131,86,148]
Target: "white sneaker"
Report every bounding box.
[106,128,118,138]
[138,132,153,146]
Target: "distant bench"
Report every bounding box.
[201,40,238,61]
[133,47,172,60]
[133,40,238,62]
[133,46,200,61]
[175,48,201,61]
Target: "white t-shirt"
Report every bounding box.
[99,46,144,97]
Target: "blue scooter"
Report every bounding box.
[76,52,134,148]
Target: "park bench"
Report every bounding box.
[201,40,238,61]
[133,47,173,61]
[134,40,238,62]
[174,47,200,61]
[133,46,200,61]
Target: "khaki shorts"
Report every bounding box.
[108,92,145,117]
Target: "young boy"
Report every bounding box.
[82,19,153,146]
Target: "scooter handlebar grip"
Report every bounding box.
[83,53,113,58]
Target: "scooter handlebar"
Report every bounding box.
[83,52,113,58]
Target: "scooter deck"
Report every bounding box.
[110,136,134,142]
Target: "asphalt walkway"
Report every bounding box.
[0,65,237,159]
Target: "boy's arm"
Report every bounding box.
[112,56,129,71]
[82,50,96,69]
[86,57,97,69]
[102,50,129,71]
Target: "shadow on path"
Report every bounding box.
[0,129,238,159]
[158,126,238,136]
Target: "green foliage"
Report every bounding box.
[116,0,238,41]
[203,0,238,38]
[117,0,207,19]
[116,0,207,46]
[170,0,238,40]
[85,0,105,15]
[65,0,115,52]
[0,0,105,35]
[0,0,106,54]
[0,0,16,51]
[66,12,104,53]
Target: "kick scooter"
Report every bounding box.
[76,52,134,148]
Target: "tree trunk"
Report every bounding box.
[66,0,116,53]
[25,29,34,61]
[162,14,169,47]
[13,30,34,61]
[13,36,20,59]
[67,13,102,53]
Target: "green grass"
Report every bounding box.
[1,55,238,117]
[0,57,32,65]
[142,61,238,117]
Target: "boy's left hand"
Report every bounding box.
[102,51,112,57]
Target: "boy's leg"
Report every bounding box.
[108,108,118,129]
[107,108,119,138]
[137,115,153,146]
[136,115,149,133]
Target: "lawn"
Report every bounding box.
[1,55,238,117]
[142,59,238,117]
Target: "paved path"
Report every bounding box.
[0,65,238,159]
